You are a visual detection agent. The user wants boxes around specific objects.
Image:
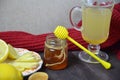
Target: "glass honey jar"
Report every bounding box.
[44,34,68,70]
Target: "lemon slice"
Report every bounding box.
[28,72,48,80]
[11,65,25,72]
[10,62,39,69]
[8,44,19,59]
[9,61,39,72]
[0,39,9,62]
[15,52,40,62]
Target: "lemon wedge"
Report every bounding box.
[0,39,9,62]
[8,44,19,59]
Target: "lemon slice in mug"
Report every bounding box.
[8,44,19,59]
[0,39,9,62]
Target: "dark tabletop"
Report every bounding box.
[24,42,120,80]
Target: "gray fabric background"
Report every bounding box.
[0,0,119,34]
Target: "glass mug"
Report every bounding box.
[44,34,68,70]
[69,0,115,63]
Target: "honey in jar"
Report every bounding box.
[44,34,68,70]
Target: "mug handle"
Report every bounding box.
[69,6,83,31]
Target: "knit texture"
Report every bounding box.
[0,3,120,58]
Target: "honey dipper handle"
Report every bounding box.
[67,36,111,69]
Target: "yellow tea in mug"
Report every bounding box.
[82,7,112,45]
